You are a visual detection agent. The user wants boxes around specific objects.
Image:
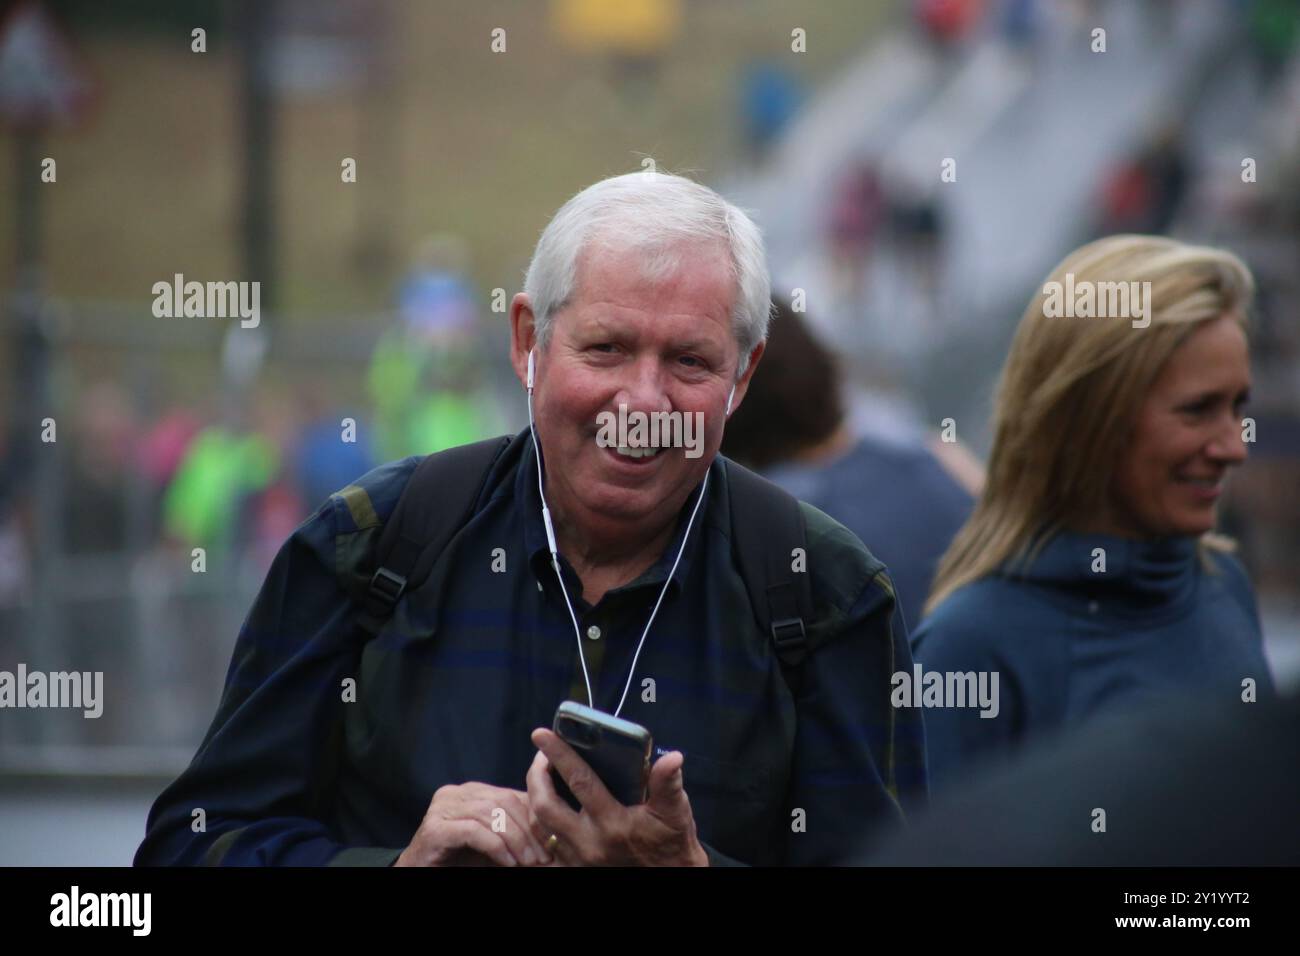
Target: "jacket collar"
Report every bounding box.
[1005,529,1200,609]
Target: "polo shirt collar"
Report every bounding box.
[515,425,714,603]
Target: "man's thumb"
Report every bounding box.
[649,750,686,803]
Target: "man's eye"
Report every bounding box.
[590,344,616,354]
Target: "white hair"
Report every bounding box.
[523,172,772,379]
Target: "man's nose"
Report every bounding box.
[615,359,672,414]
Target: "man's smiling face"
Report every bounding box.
[512,238,763,550]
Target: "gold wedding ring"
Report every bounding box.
[545,833,559,853]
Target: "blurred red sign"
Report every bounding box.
[0,1,93,129]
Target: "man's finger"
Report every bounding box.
[527,749,595,866]
[526,748,578,843]
[495,788,551,864]
[442,819,518,867]
[530,727,618,816]
[646,749,689,810]
[524,750,552,841]
[526,753,586,865]
[478,795,541,866]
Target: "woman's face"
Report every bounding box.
[1105,315,1251,539]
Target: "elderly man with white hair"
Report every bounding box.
[136,172,925,868]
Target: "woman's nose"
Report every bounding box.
[1206,411,1249,464]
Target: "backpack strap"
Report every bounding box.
[355,435,513,639]
[354,439,817,700]
[724,457,815,695]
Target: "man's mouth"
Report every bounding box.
[614,445,661,460]
[599,442,667,470]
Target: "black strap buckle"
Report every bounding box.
[771,616,807,655]
[366,567,408,616]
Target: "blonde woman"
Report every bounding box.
[913,235,1275,792]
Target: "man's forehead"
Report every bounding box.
[565,241,735,325]
[575,309,732,349]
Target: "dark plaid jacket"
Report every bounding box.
[135,429,926,866]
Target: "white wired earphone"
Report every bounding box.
[526,348,729,716]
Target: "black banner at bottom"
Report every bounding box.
[1,866,1288,941]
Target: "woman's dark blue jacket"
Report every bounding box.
[913,531,1274,793]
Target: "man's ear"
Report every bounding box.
[726,340,766,418]
[510,293,538,390]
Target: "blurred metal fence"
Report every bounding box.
[0,299,520,775]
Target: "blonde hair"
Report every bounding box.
[925,235,1255,617]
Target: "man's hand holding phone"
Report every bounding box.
[525,727,709,867]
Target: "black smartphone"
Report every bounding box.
[548,701,653,811]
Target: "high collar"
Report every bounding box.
[514,426,714,604]
[1006,530,1200,608]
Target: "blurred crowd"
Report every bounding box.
[0,244,513,746]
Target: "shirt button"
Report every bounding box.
[1087,600,1099,614]
[586,625,602,641]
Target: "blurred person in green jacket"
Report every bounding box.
[369,234,505,459]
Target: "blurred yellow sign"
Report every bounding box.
[552,0,681,55]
